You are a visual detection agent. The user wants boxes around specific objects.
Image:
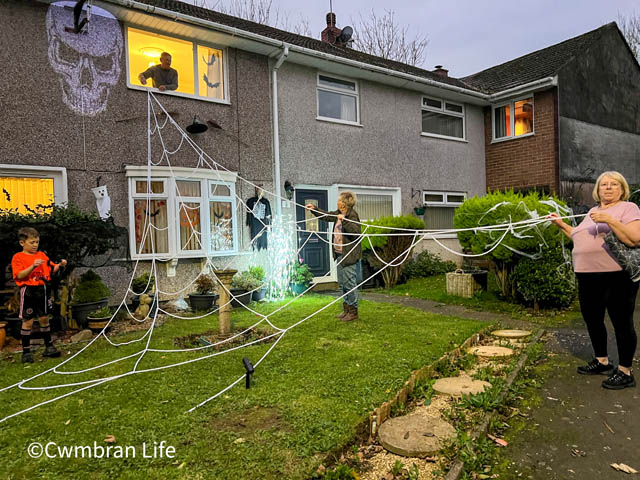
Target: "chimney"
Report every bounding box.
[433,65,449,77]
[321,12,341,44]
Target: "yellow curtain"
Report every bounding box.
[0,177,55,214]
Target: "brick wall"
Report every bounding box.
[485,88,559,193]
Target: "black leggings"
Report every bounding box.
[576,271,639,368]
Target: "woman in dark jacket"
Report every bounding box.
[306,191,362,322]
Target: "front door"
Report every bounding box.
[295,189,330,278]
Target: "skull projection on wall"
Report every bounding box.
[46,1,123,116]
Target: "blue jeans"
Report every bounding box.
[336,256,358,307]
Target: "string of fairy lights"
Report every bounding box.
[0,92,586,424]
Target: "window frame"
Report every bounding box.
[335,184,401,221]
[491,95,535,142]
[0,164,68,206]
[420,96,466,142]
[124,25,230,104]
[316,72,361,126]
[422,190,466,238]
[126,166,238,260]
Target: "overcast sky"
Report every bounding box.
[210,0,639,77]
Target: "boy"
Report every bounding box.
[11,227,67,363]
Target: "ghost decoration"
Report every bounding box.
[46,1,123,116]
[91,184,111,219]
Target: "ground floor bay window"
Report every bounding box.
[126,166,238,259]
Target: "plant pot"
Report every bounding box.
[252,287,267,302]
[71,299,109,328]
[289,282,309,295]
[230,289,252,308]
[188,294,219,312]
[0,322,6,351]
[87,317,111,334]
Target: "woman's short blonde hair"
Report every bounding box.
[338,191,357,208]
[592,171,630,202]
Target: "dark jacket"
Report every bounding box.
[310,207,362,266]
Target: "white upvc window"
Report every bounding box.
[422,191,466,232]
[317,73,360,125]
[421,96,465,140]
[125,26,228,103]
[492,96,534,141]
[336,185,401,221]
[127,167,237,259]
[0,165,68,214]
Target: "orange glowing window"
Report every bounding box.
[127,27,225,100]
[0,177,54,214]
[494,97,533,139]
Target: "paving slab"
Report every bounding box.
[378,414,456,457]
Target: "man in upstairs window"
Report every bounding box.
[138,52,178,91]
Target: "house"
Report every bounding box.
[0,0,637,299]
[462,23,640,206]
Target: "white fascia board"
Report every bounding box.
[125,165,237,182]
[488,76,558,103]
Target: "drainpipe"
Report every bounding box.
[272,44,289,217]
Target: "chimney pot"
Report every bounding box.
[433,65,449,77]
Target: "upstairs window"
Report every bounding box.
[126,27,226,102]
[421,97,465,140]
[317,74,359,124]
[493,97,533,140]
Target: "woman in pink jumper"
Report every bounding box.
[551,171,640,389]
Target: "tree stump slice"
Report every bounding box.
[378,414,456,457]
[467,346,514,358]
[433,376,492,396]
[491,329,532,339]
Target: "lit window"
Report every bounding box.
[0,166,67,214]
[493,97,533,140]
[422,191,466,230]
[128,170,237,259]
[421,97,465,140]
[317,74,359,124]
[126,27,225,101]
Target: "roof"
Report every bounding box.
[127,0,472,90]
[460,23,618,94]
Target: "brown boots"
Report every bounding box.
[340,304,359,322]
[335,302,348,320]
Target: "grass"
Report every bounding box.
[0,295,484,480]
[381,275,583,327]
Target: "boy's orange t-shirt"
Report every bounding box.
[11,251,55,286]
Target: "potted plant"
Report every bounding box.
[188,273,219,312]
[71,270,110,328]
[130,272,155,310]
[290,259,314,295]
[230,271,259,307]
[87,306,112,334]
[248,266,267,301]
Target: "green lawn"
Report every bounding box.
[382,275,583,328]
[0,295,484,480]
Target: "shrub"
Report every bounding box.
[290,260,314,285]
[88,306,111,319]
[361,215,425,288]
[194,273,216,295]
[404,250,456,278]
[231,271,262,291]
[131,272,155,294]
[248,265,265,282]
[72,270,110,303]
[512,248,577,309]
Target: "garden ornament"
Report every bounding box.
[133,293,152,320]
[91,184,111,219]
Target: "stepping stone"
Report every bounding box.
[378,414,456,457]
[491,329,532,339]
[433,376,492,396]
[467,346,514,358]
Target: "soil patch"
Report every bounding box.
[174,327,277,350]
[209,406,288,434]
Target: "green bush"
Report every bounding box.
[289,260,314,285]
[248,265,265,282]
[194,273,216,294]
[404,250,456,278]
[231,271,262,290]
[131,272,155,294]
[512,248,576,309]
[72,270,110,303]
[361,215,425,288]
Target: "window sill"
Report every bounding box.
[422,232,459,239]
[420,132,467,143]
[126,84,230,105]
[491,132,535,144]
[316,116,363,128]
[130,252,238,261]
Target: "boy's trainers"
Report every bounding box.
[43,345,61,358]
[22,352,34,364]
[576,359,614,375]
[602,370,636,390]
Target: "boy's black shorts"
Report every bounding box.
[19,285,49,320]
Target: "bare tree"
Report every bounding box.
[618,11,640,60]
[351,10,428,67]
[192,0,312,36]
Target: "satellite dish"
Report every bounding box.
[186,116,208,134]
[336,26,353,44]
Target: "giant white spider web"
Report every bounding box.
[0,92,585,424]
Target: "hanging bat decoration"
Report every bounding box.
[2,188,10,201]
[203,74,220,89]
